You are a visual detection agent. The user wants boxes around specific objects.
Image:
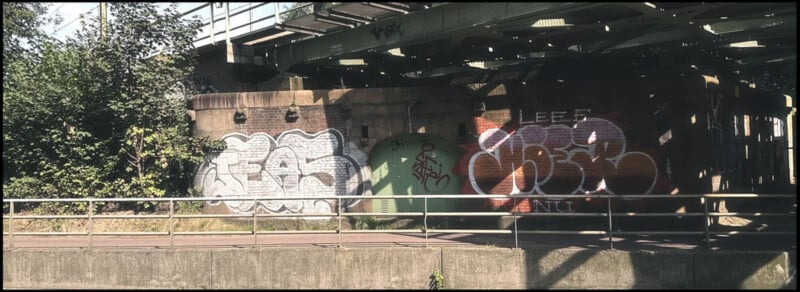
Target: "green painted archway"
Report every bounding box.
[369,134,463,212]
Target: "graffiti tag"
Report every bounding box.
[370,22,403,40]
[531,199,574,212]
[412,142,451,192]
[390,139,406,152]
[520,108,593,124]
[195,129,369,219]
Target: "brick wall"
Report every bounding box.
[236,105,347,137]
[190,87,476,215]
[190,75,783,215]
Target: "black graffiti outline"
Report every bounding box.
[412,142,451,192]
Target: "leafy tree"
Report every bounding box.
[3,2,218,211]
[3,39,109,197]
[70,3,207,202]
[3,3,87,183]
[2,3,53,72]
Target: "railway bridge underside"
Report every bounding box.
[186,2,796,231]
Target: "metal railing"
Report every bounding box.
[179,2,319,48]
[2,194,796,249]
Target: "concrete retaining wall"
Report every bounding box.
[3,247,794,289]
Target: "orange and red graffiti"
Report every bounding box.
[462,115,660,212]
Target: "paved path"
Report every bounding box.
[4,233,795,251]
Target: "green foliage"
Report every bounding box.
[2,3,56,71]
[3,177,59,199]
[176,200,205,215]
[3,3,209,212]
[201,137,228,152]
[355,216,393,230]
[430,267,445,290]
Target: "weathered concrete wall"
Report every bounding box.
[2,249,213,289]
[442,247,525,289]
[3,247,794,289]
[523,249,694,289]
[694,251,793,289]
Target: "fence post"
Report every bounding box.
[253,197,258,248]
[88,199,94,249]
[10,201,14,249]
[224,2,230,44]
[274,2,281,24]
[210,3,215,45]
[248,3,253,33]
[607,196,614,250]
[424,196,429,248]
[702,195,710,249]
[338,196,342,248]
[169,199,174,249]
[513,196,518,249]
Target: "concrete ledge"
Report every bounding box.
[442,247,524,289]
[2,247,794,289]
[2,249,213,289]
[211,248,337,289]
[695,251,791,289]
[524,249,694,289]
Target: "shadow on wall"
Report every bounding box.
[522,249,790,289]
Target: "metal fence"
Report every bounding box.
[179,2,316,48]
[2,194,796,249]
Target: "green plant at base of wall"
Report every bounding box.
[430,267,445,290]
[355,216,393,230]
[175,200,205,215]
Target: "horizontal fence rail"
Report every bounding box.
[179,2,319,48]
[2,194,796,249]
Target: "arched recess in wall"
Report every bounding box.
[368,133,464,212]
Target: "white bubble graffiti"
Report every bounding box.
[468,118,658,196]
[195,129,369,219]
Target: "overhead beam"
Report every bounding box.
[242,31,295,46]
[605,29,690,50]
[386,2,412,9]
[361,2,410,14]
[736,53,797,66]
[421,65,474,78]
[581,2,725,52]
[273,2,598,71]
[615,2,726,38]
[315,15,356,28]
[276,23,326,37]
[701,17,795,35]
[328,9,375,24]
[466,60,526,70]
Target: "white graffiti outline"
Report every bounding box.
[468,118,658,197]
[195,129,369,218]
